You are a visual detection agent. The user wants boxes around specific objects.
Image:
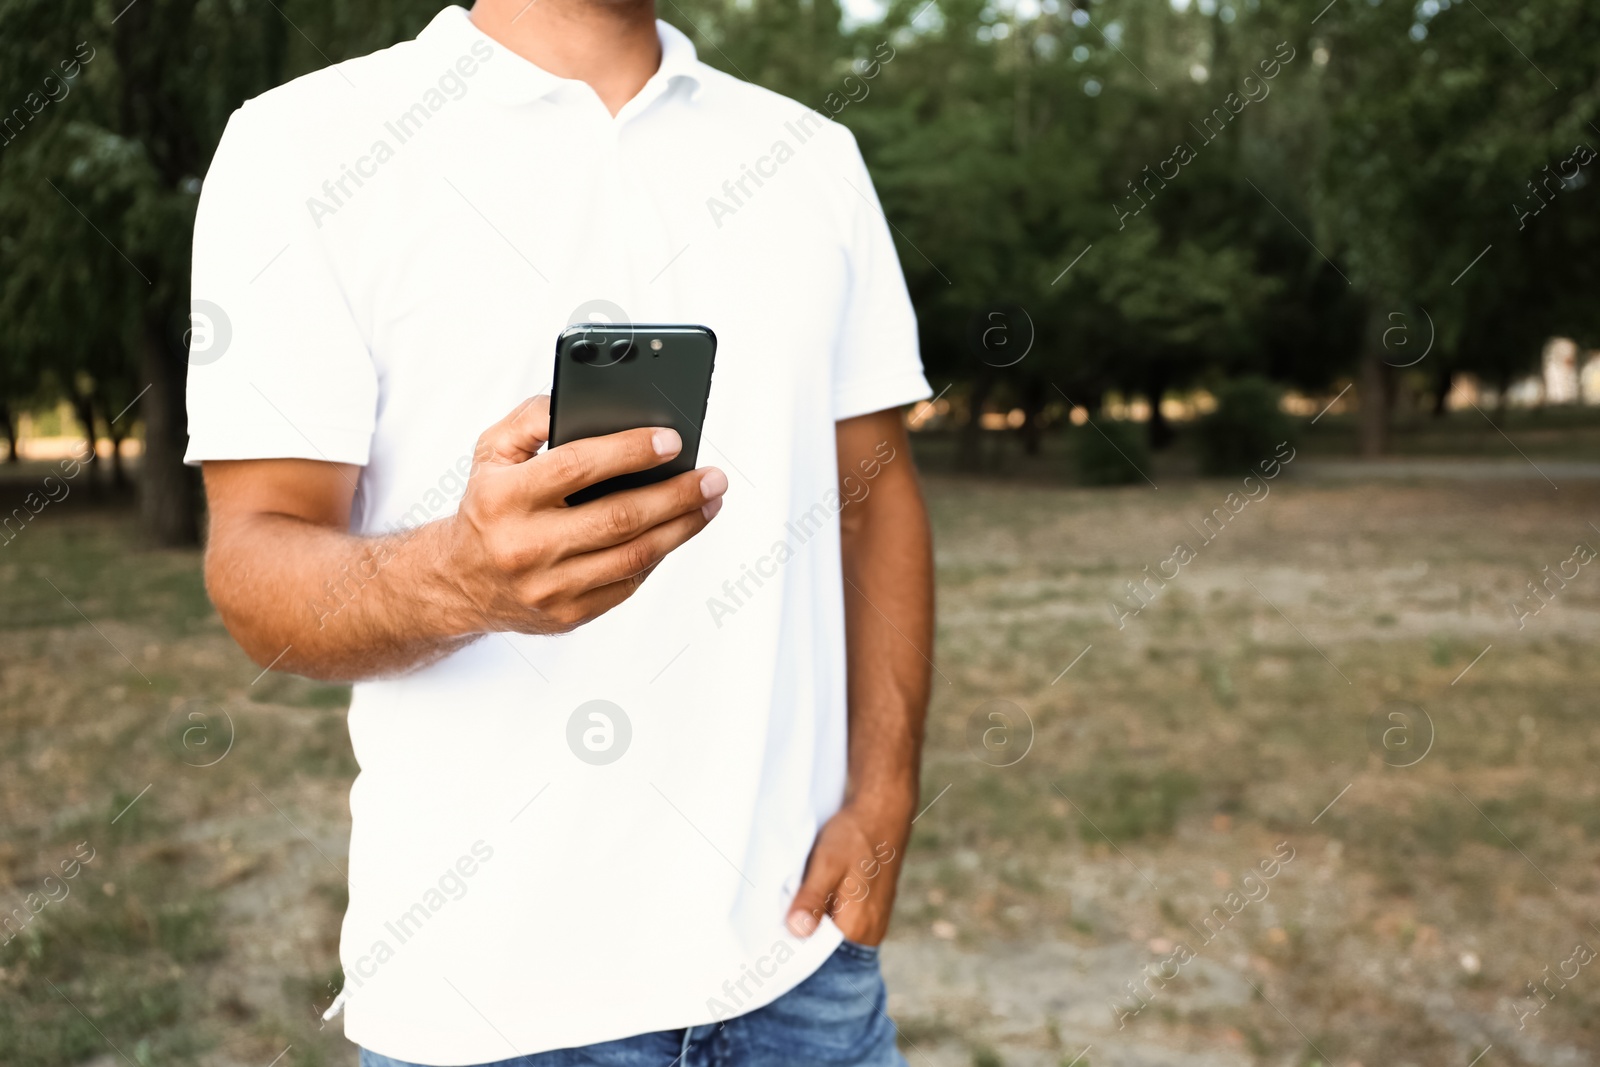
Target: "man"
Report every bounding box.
[188,0,934,1063]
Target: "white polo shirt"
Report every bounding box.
[185,6,929,1063]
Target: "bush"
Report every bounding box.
[1072,418,1152,486]
[1195,376,1296,476]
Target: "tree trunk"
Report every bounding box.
[1430,369,1452,417]
[139,324,200,546]
[1017,377,1046,457]
[0,402,17,462]
[71,389,101,495]
[1358,308,1390,458]
[959,374,993,472]
[1384,358,1400,426]
[108,433,128,489]
[96,389,131,490]
[1144,366,1174,451]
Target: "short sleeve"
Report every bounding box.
[829,131,933,422]
[184,104,378,466]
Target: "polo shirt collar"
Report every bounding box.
[417,5,704,107]
[655,20,701,92]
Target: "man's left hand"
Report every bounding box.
[785,802,909,946]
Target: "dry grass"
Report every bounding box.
[1,458,1597,1067]
[896,468,1600,1067]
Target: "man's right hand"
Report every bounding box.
[444,395,727,636]
[200,394,726,681]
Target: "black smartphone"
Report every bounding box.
[548,323,717,506]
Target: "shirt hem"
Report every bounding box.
[342,926,846,1065]
[184,422,373,467]
[832,372,934,423]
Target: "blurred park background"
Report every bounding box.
[2,0,1599,1065]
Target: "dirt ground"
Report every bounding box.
[2,457,1597,1067]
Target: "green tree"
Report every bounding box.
[0,0,442,541]
[1312,0,1600,449]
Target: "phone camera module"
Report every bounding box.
[570,335,633,367]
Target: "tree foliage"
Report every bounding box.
[1,0,1596,538]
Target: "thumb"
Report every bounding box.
[786,846,846,939]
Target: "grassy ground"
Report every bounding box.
[1,441,1597,1067]
[894,463,1599,1067]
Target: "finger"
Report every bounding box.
[831,914,873,944]
[829,898,882,945]
[835,870,871,905]
[560,505,714,592]
[557,566,659,627]
[787,845,849,938]
[556,467,726,557]
[526,426,682,503]
[475,396,551,467]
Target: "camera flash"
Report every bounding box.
[650,339,663,351]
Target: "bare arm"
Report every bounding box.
[788,406,934,943]
[202,396,726,681]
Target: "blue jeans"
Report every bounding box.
[358,942,907,1067]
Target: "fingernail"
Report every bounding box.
[787,910,817,938]
[699,468,728,499]
[653,429,682,456]
[701,496,723,522]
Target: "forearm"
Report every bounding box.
[205,512,479,681]
[781,411,934,942]
[199,403,725,684]
[839,467,934,837]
